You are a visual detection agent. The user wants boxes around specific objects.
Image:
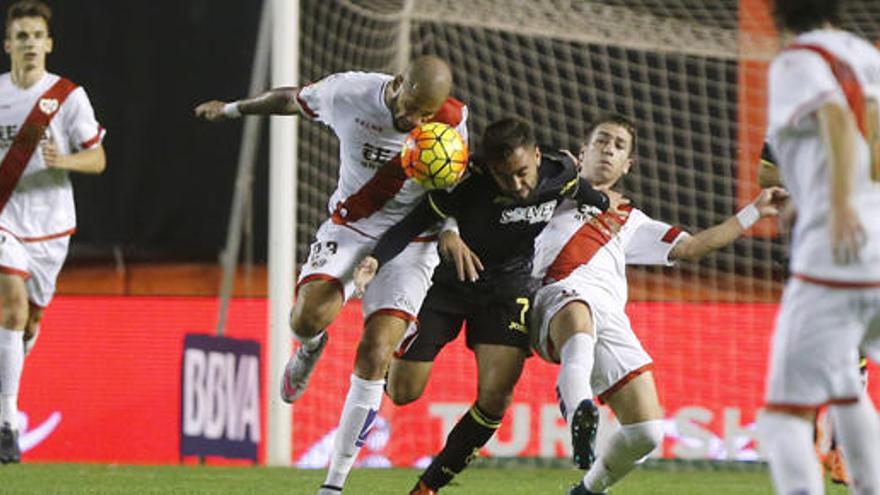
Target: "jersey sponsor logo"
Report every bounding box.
[574,204,603,222]
[500,199,557,225]
[0,125,51,149]
[361,142,397,170]
[355,117,384,133]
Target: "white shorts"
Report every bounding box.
[0,232,70,308]
[298,219,439,320]
[765,278,880,410]
[531,271,653,400]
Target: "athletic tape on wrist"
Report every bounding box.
[222,102,242,118]
[735,204,760,230]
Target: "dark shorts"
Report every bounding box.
[398,266,539,362]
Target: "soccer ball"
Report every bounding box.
[400,122,468,189]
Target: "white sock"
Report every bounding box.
[757,411,822,494]
[295,330,325,351]
[0,328,24,429]
[830,396,880,493]
[557,332,595,424]
[323,374,385,489]
[584,420,664,492]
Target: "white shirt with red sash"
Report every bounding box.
[767,29,880,284]
[295,71,468,239]
[0,72,105,241]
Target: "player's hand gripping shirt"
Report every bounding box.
[767,29,880,283]
[295,71,468,239]
[0,72,105,239]
[533,200,688,307]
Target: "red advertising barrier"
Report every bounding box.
[19,296,880,465]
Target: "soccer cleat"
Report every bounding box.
[280,332,328,403]
[409,480,438,494]
[317,484,342,494]
[824,448,850,485]
[566,481,605,495]
[0,424,21,464]
[570,399,600,470]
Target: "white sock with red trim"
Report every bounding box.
[757,410,822,494]
[583,420,664,492]
[323,374,385,489]
[557,332,595,423]
[830,396,880,492]
[0,328,24,429]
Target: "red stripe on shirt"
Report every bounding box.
[545,208,631,283]
[295,87,318,119]
[792,272,880,289]
[432,97,465,127]
[80,125,104,149]
[0,78,78,214]
[332,156,408,225]
[788,44,869,138]
[661,226,684,244]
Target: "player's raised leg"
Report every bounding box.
[281,278,342,403]
[0,273,29,464]
[570,372,664,495]
[548,301,600,470]
[413,344,526,493]
[320,312,410,494]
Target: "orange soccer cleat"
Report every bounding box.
[824,448,850,486]
[409,480,438,495]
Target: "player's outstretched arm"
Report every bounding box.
[669,187,788,262]
[42,140,106,174]
[819,101,866,264]
[194,87,301,122]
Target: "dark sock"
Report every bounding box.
[420,403,502,489]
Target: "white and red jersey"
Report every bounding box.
[295,71,469,239]
[533,201,688,307]
[0,72,105,240]
[767,29,880,284]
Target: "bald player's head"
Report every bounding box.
[388,55,452,132]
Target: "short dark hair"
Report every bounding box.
[5,0,52,38]
[477,117,537,166]
[772,0,840,34]
[585,113,637,158]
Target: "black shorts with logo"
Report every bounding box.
[398,260,540,362]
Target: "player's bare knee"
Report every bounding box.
[354,338,395,379]
[386,378,423,406]
[290,283,342,337]
[0,294,28,329]
[476,388,513,418]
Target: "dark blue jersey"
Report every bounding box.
[371,150,608,277]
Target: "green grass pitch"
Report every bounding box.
[2,464,849,494]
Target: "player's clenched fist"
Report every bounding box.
[41,139,64,169]
[194,100,236,122]
[352,256,379,298]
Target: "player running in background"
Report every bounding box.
[758,1,880,492]
[353,116,616,494]
[524,114,785,495]
[0,0,107,464]
[758,141,866,486]
[195,56,468,494]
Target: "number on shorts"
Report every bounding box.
[508,297,530,334]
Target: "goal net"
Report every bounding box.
[289,0,880,468]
